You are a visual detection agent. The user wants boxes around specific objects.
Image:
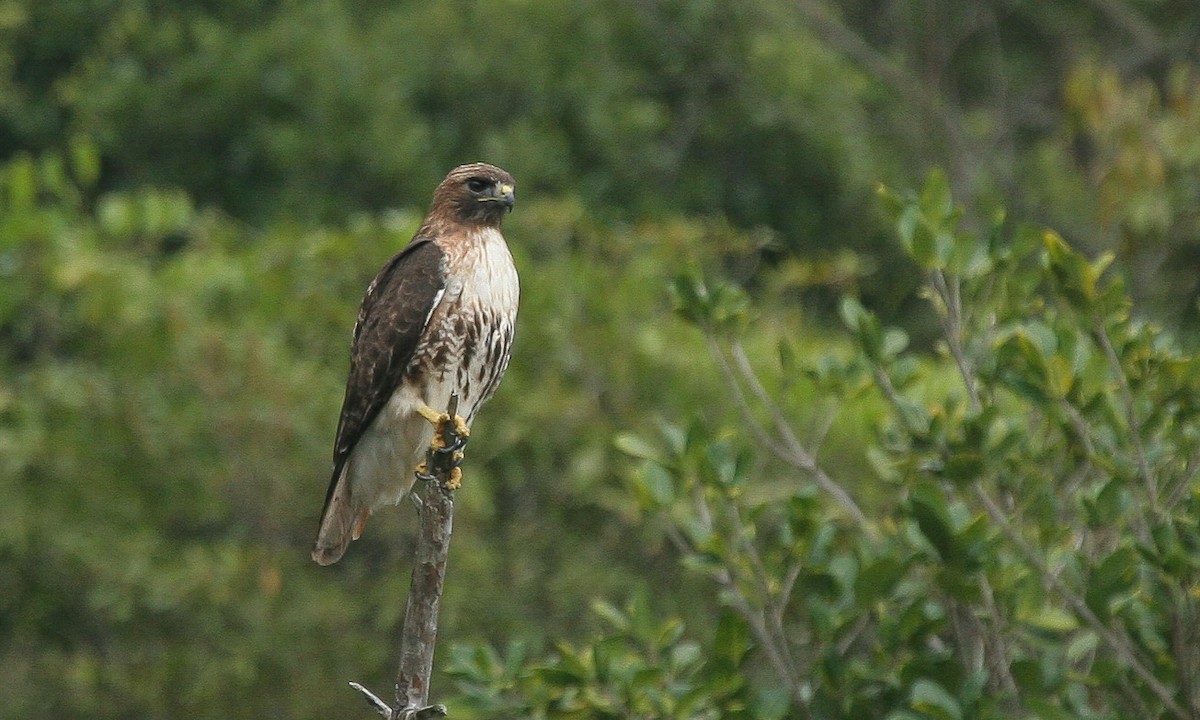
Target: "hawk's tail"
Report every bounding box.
[312,465,365,565]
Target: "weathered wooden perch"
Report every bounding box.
[349,393,465,720]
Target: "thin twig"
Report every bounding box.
[931,269,981,411]
[1164,444,1200,513]
[1094,322,1158,510]
[703,335,794,459]
[1055,398,1150,546]
[978,575,1019,696]
[717,338,870,528]
[726,499,801,681]
[349,682,393,719]
[973,482,1188,719]
[675,488,809,714]
[776,560,805,627]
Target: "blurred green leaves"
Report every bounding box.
[670,267,751,336]
[447,599,775,720]
[4,1,1200,718]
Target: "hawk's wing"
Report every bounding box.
[318,238,446,517]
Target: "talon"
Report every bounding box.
[428,412,469,454]
[414,461,436,483]
[434,433,468,455]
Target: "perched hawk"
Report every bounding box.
[312,163,519,565]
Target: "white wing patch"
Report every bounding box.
[423,287,446,331]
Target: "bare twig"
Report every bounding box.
[725,499,801,682]
[930,269,982,411]
[1056,397,1151,545]
[349,682,394,719]
[348,394,463,720]
[978,575,1019,696]
[671,489,810,715]
[707,336,870,528]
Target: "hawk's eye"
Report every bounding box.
[466,178,490,194]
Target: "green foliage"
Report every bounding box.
[0,143,754,719]
[562,170,1200,718]
[446,598,776,720]
[5,2,1200,719]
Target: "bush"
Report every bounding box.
[447,171,1200,719]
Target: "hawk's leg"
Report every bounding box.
[415,462,463,491]
[414,401,467,491]
[415,404,470,454]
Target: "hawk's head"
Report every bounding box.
[430,163,516,228]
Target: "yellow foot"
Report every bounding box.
[416,404,444,425]
[417,404,470,450]
[413,461,463,490]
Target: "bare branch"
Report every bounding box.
[725,498,801,682]
[348,394,464,720]
[349,682,394,719]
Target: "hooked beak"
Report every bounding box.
[497,182,515,212]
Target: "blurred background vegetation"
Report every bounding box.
[3,1,1200,718]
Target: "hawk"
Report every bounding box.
[312,163,519,565]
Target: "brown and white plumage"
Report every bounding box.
[312,163,519,566]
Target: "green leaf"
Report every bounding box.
[857,555,910,602]
[1043,230,1113,314]
[1023,605,1079,633]
[940,450,984,482]
[839,296,883,360]
[909,481,955,560]
[535,665,584,688]
[591,599,629,632]
[1043,353,1075,399]
[882,327,910,359]
[614,432,663,463]
[894,396,932,436]
[752,685,790,720]
[909,213,940,268]
[1066,631,1099,663]
[634,463,675,508]
[712,610,752,668]
[909,678,962,720]
[668,269,750,334]
[919,168,953,221]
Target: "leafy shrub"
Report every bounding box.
[449,170,1200,719]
